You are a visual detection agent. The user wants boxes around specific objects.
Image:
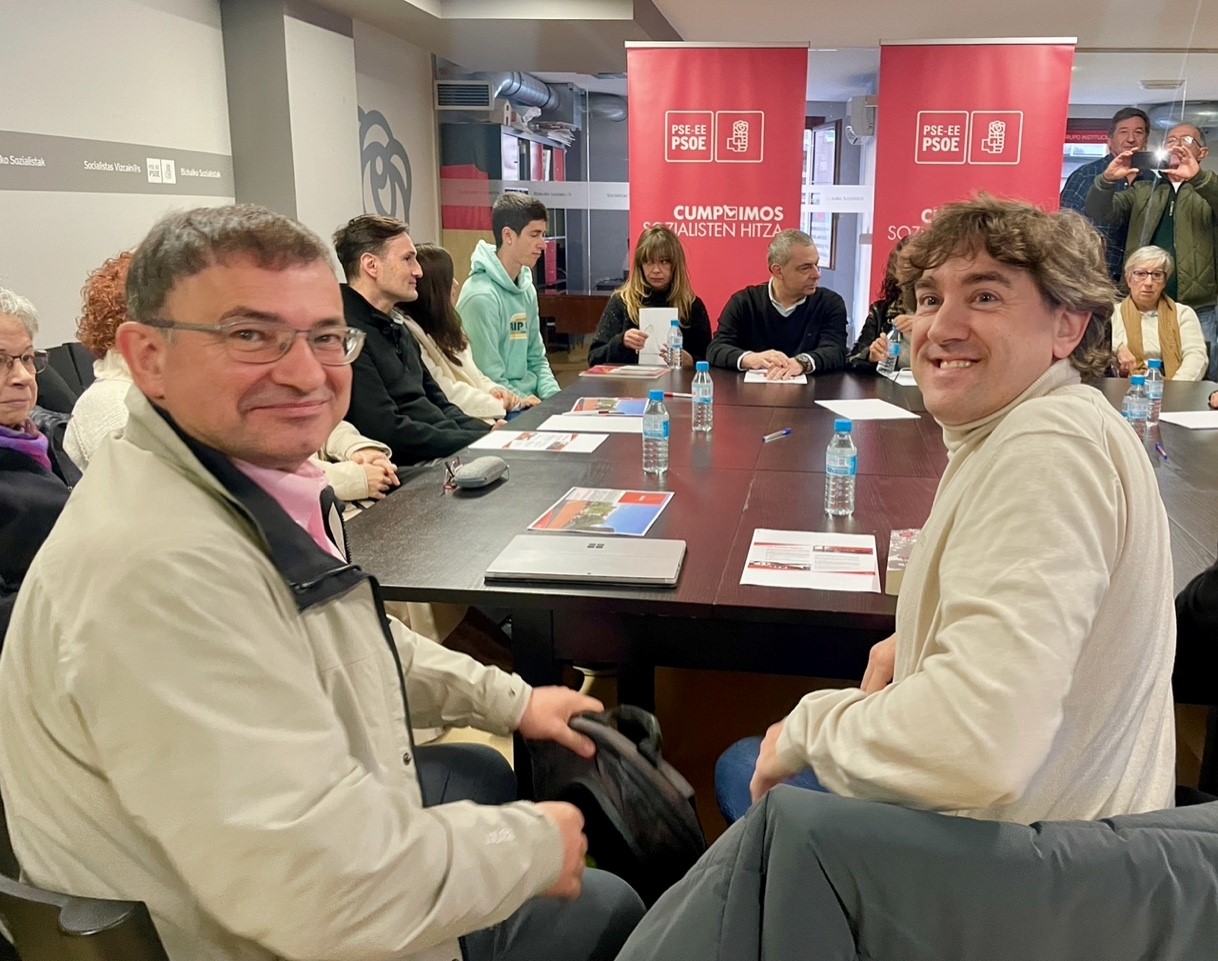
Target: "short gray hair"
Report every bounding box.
[1124,245,1174,279]
[0,287,38,337]
[767,229,815,269]
[127,204,332,323]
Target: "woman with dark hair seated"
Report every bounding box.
[848,238,914,372]
[589,225,711,367]
[1,288,76,644]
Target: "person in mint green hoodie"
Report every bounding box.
[458,193,561,402]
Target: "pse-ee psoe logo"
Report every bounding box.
[665,111,765,164]
[914,111,1023,166]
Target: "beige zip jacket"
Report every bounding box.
[0,390,562,961]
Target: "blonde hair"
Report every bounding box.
[617,225,697,327]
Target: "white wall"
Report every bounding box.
[0,0,233,345]
[353,21,441,242]
[284,12,364,251]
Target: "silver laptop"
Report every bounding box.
[485,534,686,587]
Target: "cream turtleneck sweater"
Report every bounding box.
[777,361,1176,823]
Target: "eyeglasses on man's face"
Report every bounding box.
[1129,269,1167,283]
[0,349,49,377]
[138,318,366,366]
[1163,134,1201,150]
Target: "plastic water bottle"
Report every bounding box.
[666,320,684,369]
[1145,359,1164,426]
[824,419,857,517]
[692,360,713,433]
[876,328,901,376]
[1122,374,1150,434]
[642,389,670,475]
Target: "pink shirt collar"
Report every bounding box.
[233,458,345,561]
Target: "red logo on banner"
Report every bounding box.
[716,112,765,163]
[870,42,1075,298]
[968,111,1023,164]
[666,111,714,163]
[628,47,806,325]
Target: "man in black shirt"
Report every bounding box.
[334,215,491,465]
[706,229,848,379]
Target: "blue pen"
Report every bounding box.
[762,428,793,443]
[1154,442,1169,462]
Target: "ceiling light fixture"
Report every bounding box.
[1140,79,1185,90]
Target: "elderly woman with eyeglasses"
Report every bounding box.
[1111,245,1209,381]
[0,287,79,644]
[63,253,399,500]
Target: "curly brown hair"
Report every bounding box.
[897,194,1115,382]
[77,251,134,358]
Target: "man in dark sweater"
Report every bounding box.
[334,215,491,466]
[706,229,848,379]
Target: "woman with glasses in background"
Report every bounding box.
[1112,245,1209,381]
[1,287,78,645]
[65,253,399,500]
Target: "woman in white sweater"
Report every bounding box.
[65,252,398,501]
[402,244,528,423]
[1110,245,1208,381]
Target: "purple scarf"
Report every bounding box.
[0,419,52,471]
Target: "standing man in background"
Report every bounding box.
[1059,106,1150,283]
[459,193,561,403]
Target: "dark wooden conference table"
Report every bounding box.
[347,368,1218,704]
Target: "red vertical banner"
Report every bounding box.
[627,45,808,325]
[870,40,1075,297]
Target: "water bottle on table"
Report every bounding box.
[876,327,901,377]
[692,361,714,433]
[825,418,857,517]
[1122,374,1150,435]
[666,320,684,369]
[643,389,670,476]
[1145,359,1164,426]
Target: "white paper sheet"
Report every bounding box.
[639,307,678,365]
[539,413,644,434]
[740,529,881,593]
[468,430,607,453]
[815,398,919,420]
[743,370,808,384]
[1157,410,1218,430]
[880,368,918,387]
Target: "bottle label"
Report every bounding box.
[826,455,857,477]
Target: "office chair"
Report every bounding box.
[0,799,169,961]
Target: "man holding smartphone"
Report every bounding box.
[1086,123,1218,380]
[1059,106,1150,283]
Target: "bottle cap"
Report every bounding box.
[670,319,680,327]
[648,389,664,402]
[834,418,852,432]
[695,360,709,372]
[1148,359,1163,370]
[1131,375,1146,386]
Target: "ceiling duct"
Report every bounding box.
[588,93,628,123]
[477,72,561,113]
[1147,101,1218,132]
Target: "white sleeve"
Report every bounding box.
[1110,304,1128,353]
[777,430,1121,811]
[1173,304,1209,381]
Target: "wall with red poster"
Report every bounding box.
[627,44,808,324]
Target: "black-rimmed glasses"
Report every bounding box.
[138,318,366,366]
[0,349,49,376]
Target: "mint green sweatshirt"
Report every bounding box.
[457,240,560,401]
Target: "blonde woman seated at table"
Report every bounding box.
[1111,245,1208,381]
[588,224,711,367]
[65,252,398,500]
[401,244,529,423]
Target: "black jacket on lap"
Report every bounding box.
[706,283,847,372]
[1,419,75,646]
[588,291,712,366]
[342,285,490,466]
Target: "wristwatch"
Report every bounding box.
[795,353,815,374]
